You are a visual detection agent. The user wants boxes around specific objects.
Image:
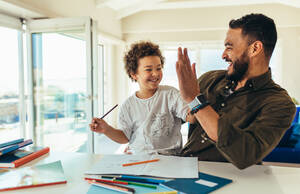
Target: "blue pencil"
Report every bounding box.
[118,175,166,184]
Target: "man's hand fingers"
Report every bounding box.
[192,63,197,78]
[176,61,187,81]
[178,47,183,61]
[183,48,191,65]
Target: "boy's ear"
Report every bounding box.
[130,73,137,81]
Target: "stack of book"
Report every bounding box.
[0,138,50,168]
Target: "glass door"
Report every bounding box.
[26,17,97,153]
[0,14,24,142]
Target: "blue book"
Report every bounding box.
[0,138,24,149]
[161,172,232,194]
[0,139,33,156]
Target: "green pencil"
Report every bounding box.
[117,180,157,189]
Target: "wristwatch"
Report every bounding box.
[188,94,210,114]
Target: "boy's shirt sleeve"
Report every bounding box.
[169,87,189,121]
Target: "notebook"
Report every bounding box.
[161,172,232,194]
[0,160,67,191]
[0,139,33,156]
[0,138,24,149]
[0,146,50,168]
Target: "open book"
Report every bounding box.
[85,154,198,178]
[0,160,67,191]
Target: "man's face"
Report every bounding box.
[222,28,250,81]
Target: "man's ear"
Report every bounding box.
[249,41,263,57]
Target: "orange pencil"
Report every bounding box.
[122,159,160,167]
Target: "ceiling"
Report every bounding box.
[1,0,300,20]
[96,0,300,18]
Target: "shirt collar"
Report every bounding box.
[245,68,272,90]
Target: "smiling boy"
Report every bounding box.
[90,41,194,154]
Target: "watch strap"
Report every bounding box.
[189,94,210,114]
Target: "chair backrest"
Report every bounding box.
[277,105,300,146]
[292,105,300,124]
[263,105,300,163]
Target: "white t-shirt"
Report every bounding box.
[118,85,189,155]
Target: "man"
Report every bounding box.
[176,13,296,169]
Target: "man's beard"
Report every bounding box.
[226,51,249,82]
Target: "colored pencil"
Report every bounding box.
[121,175,166,183]
[122,159,160,167]
[116,175,165,185]
[84,177,128,185]
[88,180,135,194]
[116,180,157,189]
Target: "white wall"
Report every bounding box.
[278,28,300,102]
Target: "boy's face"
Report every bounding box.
[131,56,163,92]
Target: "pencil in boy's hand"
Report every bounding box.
[91,104,118,131]
[122,159,160,167]
[101,104,118,119]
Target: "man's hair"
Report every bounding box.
[229,13,277,59]
[124,41,165,82]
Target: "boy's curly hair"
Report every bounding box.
[124,41,165,82]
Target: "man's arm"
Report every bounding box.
[176,47,219,141]
[215,101,295,169]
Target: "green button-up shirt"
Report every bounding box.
[180,69,296,169]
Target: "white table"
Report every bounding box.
[5,152,300,194]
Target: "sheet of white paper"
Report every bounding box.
[85,154,198,178]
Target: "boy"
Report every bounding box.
[90,41,194,154]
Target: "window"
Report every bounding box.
[198,49,226,75]
[161,44,226,90]
[0,26,22,142]
[27,17,98,153]
[162,49,196,89]
[31,33,89,152]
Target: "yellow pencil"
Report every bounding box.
[147,191,177,194]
